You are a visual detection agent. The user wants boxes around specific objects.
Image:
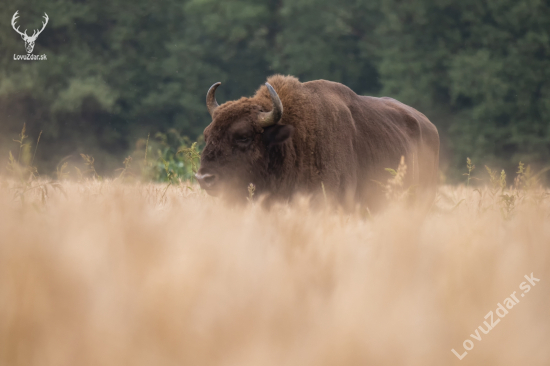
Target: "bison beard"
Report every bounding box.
[196,75,439,212]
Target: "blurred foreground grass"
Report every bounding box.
[0,177,549,365]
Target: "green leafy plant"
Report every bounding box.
[374,156,416,204]
[247,183,256,202]
[321,182,328,206]
[177,142,201,178]
[481,162,550,219]
[6,125,63,206]
[138,130,204,182]
[80,154,102,180]
[56,162,70,181]
[463,157,475,186]
[115,156,133,182]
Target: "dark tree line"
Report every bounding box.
[1,0,549,179]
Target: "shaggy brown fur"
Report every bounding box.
[198,75,439,211]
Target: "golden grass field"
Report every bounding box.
[0,177,549,366]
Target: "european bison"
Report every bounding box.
[196,75,439,211]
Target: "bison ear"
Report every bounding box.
[263,124,294,146]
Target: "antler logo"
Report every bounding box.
[11,11,49,54]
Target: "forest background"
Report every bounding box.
[1,0,549,181]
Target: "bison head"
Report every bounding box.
[196,82,294,200]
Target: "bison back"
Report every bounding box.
[302,80,439,212]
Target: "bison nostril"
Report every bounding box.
[203,174,216,185]
[195,172,218,188]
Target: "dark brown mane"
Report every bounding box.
[212,75,310,130]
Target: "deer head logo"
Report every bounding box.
[11,11,49,54]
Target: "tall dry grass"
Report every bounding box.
[0,179,549,366]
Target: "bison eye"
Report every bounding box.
[235,136,251,144]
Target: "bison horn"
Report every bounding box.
[258,82,283,127]
[206,82,221,117]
